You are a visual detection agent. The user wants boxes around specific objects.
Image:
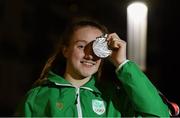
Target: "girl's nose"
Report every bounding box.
[84,53,93,60]
[84,41,99,61]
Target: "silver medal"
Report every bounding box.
[92,34,112,58]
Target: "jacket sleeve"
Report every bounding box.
[14,88,38,117]
[116,60,170,117]
[15,97,32,117]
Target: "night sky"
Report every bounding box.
[0,0,179,116]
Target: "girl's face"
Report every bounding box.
[63,26,102,79]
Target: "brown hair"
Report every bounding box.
[36,17,109,83]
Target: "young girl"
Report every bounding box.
[16,18,170,117]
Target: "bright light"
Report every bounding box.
[127,2,148,21]
[127,2,148,71]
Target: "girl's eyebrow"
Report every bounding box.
[74,40,88,44]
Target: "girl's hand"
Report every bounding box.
[107,33,127,67]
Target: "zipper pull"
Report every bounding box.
[75,93,78,104]
[75,88,80,104]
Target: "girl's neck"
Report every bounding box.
[64,73,91,88]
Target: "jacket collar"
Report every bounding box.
[47,71,101,94]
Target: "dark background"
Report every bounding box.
[0,0,179,116]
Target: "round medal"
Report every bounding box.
[92,34,112,58]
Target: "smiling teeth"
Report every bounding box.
[82,61,94,66]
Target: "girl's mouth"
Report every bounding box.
[80,61,95,66]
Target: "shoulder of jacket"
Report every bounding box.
[25,78,51,101]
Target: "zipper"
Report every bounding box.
[55,82,94,117]
[76,88,83,118]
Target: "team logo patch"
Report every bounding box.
[56,101,63,110]
[92,99,105,115]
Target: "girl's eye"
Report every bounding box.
[78,45,85,49]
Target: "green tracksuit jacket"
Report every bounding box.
[16,61,170,117]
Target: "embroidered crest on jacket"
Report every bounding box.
[92,99,105,115]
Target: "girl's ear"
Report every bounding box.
[62,46,68,58]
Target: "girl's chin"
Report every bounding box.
[80,71,96,77]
